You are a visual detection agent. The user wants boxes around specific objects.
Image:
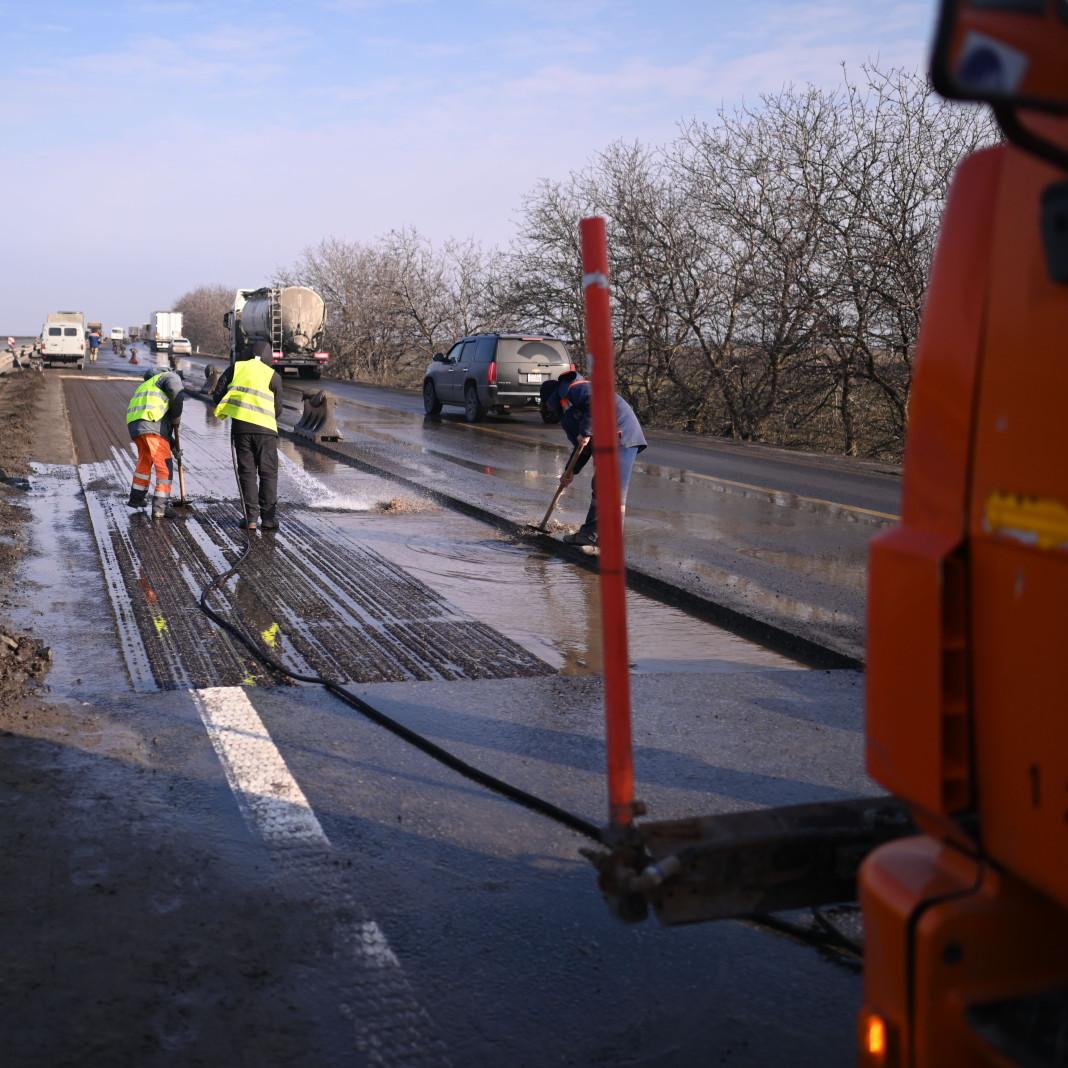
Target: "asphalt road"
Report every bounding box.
[1,356,875,1066]
[170,349,892,661]
[185,352,901,517]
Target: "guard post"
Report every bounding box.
[580,215,637,833]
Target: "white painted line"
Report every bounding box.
[192,685,448,1064]
[79,477,159,693]
[192,685,328,846]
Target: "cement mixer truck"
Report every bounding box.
[223,286,330,379]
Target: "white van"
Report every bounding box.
[42,311,86,368]
[110,327,124,342]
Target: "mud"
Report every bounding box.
[375,495,433,514]
[0,370,57,712]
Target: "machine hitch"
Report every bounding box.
[583,796,914,925]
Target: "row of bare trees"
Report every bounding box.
[178,67,996,459]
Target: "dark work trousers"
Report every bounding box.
[579,444,641,539]
[232,431,278,525]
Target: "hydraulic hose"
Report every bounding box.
[195,436,864,968]
[198,437,604,844]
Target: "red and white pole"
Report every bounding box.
[579,216,637,833]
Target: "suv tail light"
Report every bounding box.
[488,360,497,385]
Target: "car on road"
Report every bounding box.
[171,337,192,355]
[423,333,574,423]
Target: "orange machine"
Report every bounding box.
[584,4,1068,1062]
[861,3,1068,1064]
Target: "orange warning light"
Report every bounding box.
[860,1011,897,1066]
[865,1014,886,1058]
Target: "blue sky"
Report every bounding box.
[0,0,936,333]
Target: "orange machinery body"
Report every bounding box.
[860,131,1068,1066]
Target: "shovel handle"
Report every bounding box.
[537,445,584,530]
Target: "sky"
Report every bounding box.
[0,0,937,334]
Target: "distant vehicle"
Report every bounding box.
[171,337,192,356]
[223,286,329,379]
[110,327,124,342]
[41,311,86,369]
[149,311,183,353]
[423,333,575,423]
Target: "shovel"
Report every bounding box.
[172,427,193,512]
[532,445,583,533]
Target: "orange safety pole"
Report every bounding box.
[579,215,637,832]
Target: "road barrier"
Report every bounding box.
[294,390,342,443]
[581,215,636,833]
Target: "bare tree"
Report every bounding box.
[173,284,233,355]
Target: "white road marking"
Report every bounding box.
[192,685,449,1065]
[79,472,159,693]
[192,685,327,846]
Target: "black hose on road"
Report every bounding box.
[198,438,604,844]
[197,440,865,969]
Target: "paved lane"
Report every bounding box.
[150,346,892,660]
[0,365,875,1065]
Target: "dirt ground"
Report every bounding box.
[0,369,53,708]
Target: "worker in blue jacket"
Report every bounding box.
[540,371,646,551]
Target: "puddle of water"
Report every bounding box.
[326,510,801,677]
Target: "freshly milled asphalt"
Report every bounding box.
[0,347,876,1066]
[179,351,895,661]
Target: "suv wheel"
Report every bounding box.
[423,379,442,415]
[540,401,559,424]
[463,382,485,423]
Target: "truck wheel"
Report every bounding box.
[463,383,485,423]
[540,401,559,424]
[298,367,321,380]
[423,379,442,415]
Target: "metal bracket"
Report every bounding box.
[584,796,914,925]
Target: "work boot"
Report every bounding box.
[562,528,597,547]
[260,519,278,531]
[152,499,176,520]
[127,489,148,508]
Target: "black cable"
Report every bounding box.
[195,432,866,967]
[198,436,604,845]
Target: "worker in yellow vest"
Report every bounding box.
[212,341,284,531]
[126,369,185,519]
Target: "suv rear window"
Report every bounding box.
[473,336,497,364]
[497,339,570,365]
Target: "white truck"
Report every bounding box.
[148,311,183,353]
[223,286,329,379]
[42,311,86,368]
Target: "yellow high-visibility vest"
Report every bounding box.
[126,373,170,424]
[214,358,277,431]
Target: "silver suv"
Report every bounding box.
[423,333,573,423]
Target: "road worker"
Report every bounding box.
[212,340,284,532]
[126,368,185,519]
[540,371,646,552]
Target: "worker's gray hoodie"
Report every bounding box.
[127,370,186,441]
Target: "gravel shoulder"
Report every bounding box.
[0,369,54,707]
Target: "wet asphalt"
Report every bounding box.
[178,351,895,661]
[3,345,875,1066]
